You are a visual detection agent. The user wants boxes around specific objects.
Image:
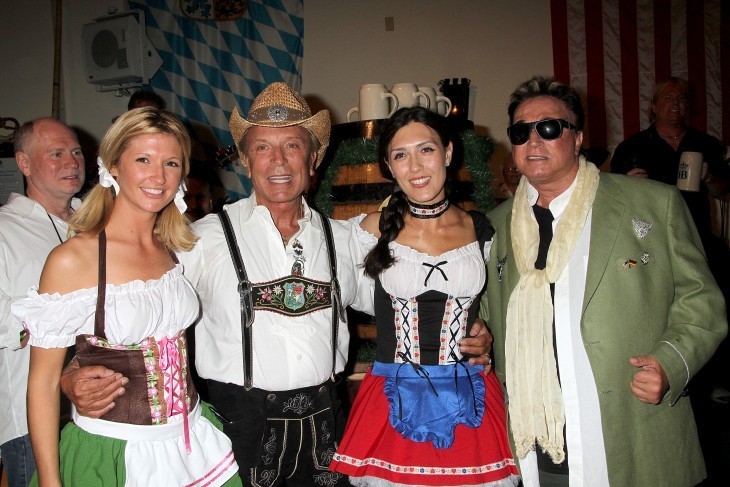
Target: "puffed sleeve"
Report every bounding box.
[11,287,96,349]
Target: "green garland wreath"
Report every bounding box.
[312,129,495,216]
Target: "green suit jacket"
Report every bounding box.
[481,172,727,486]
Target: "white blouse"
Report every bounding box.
[12,264,200,348]
[351,214,490,299]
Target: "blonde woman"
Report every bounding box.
[13,108,240,486]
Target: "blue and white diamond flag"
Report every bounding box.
[126,0,304,202]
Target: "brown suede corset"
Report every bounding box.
[75,231,198,425]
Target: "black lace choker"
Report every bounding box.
[408,197,450,219]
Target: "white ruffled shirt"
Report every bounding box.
[13,265,199,348]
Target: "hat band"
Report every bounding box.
[248,105,310,124]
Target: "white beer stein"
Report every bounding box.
[347,84,399,122]
[391,83,430,109]
[676,151,704,192]
[417,86,452,117]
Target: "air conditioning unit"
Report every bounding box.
[82,10,162,92]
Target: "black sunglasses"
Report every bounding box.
[507,118,578,145]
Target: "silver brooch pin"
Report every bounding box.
[632,218,652,239]
[641,252,650,265]
[496,255,507,282]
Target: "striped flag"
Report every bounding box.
[126,0,304,201]
[550,0,729,153]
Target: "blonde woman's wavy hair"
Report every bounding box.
[69,107,198,252]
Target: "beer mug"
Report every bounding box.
[417,86,452,117]
[346,84,399,122]
[391,83,430,109]
[676,151,703,192]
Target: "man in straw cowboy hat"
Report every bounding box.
[180,82,374,486]
[59,82,492,485]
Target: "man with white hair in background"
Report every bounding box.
[0,118,85,487]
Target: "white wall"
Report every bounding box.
[2,0,553,163]
[302,0,554,160]
[1,0,128,143]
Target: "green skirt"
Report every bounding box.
[31,401,243,486]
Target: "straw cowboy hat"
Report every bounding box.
[229,82,331,168]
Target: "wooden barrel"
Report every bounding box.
[331,162,391,220]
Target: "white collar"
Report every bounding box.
[525,176,579,220]
[5,192,80,219]
[235,191,313,225]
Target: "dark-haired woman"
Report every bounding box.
[329,107,518,486]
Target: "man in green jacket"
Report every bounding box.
[481,76,726,486]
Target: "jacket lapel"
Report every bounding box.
[582,176,625,315]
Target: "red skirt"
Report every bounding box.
[330,368,519,486]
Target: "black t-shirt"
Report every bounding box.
[611,124,727,243]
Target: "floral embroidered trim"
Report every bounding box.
[82,332,195,426]
[253,276,332,316]
[408,197,450,219]
[332,452,516,475]
[282,393,315,415]
[86,335,145,350]
[392,296,420,363]
[142,338,165,424]
[438,296,473,364]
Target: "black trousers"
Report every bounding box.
[208,379,349,486]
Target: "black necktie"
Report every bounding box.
[532,204,570,472]
[533,204,554,270]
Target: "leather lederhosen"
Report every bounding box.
[74,230,198,425]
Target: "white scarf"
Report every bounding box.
[505,156,600,463]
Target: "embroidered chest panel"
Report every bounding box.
[253,276,332,317]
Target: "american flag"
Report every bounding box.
[550,0,728,153]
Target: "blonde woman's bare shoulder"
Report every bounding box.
[360,211,382,238]
[39,233,99,294]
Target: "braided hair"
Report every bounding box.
[363,107,453,278]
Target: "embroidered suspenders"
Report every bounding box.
[218,210,343,390]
